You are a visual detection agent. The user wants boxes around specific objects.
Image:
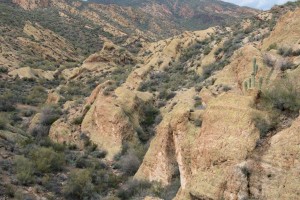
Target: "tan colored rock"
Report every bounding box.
[81,82,150,160]
[18,22,80,62]
[213,44,271,93]
[256,116,300,200]
[8,67,55,80]
[49,119,74,144]
[135,88,198,186]
[174,93,260,199]
[263,8,300,50]
[46,91,62,104]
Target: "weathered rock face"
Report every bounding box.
[8,67,55,80]
[135,88,198,186]
[81,82,152,160]
[12,0,51,10]
[21,22,79,62]
[178,93,259,199]
[256,115,300,199]
[262,7,300,50]
[134,8,300,200]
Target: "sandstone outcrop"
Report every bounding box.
[8,67,55,80]
[134,8,300,200]
[262,7,300,50]
[81,81,152,160]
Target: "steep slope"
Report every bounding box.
[11,0,257,40]
[90,0,257,30]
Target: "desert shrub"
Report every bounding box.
[29,147,65,173]
[194,119,202,127]
[117,179,152,200]
[91,169,120,193]
[64,169,95,199]
[72,115,83,125]
[22,109,35,117]
[263,53,276,68]
[0,113,8,129]
[38,137,65,152]
[25,86,47,106]
[262,77,300,113]
[222,85,232,92]
[159,178,181,200]
[214,47,223,56]
[29,124,50,138]
[40,105,62,126]
[252,113,275,138]
[138,104,161,142]
[0,66,8,73]
[292,49,300,56]
[158,89,176,100]
[75,156,92,169]
[14,156,35,185]
[3,184,15,198]
[202,60,228,79]
[60,81,93,101]
[278,47,293,57]
[278,59,294,71]
[90,150,107,159]
[0,91,16,111]
[141,104,159,127]
[117,150,141,176]
[203,46,212,55]
[267,43,277,51]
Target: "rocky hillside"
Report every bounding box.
[11,0,257,39]
[90,0,257,30]
[1,0,300,200]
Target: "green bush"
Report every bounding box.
[0,113,8,129]
[117,179,152,200]
[278,47,293,57]
[0,91,16,111]
[72,116,83,125]
[117,150,141,176]
[64,169,95,199]
[14,156,35,185]
[40,105,62,126]
[0,66,8,73]
[252,113,274,138]
[30,147,65,173]
[203,46,212,55]
[267,43,277,51]
[25,86,47,106]
[262,77,300,113]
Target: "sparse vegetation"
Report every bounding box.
[267,43,278,51]
[117,150,141,176]
[15,156,35,185]
[29,147,65,173]
[0,113,8,129]
[262,77,300,114]
[63,169,94,199]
